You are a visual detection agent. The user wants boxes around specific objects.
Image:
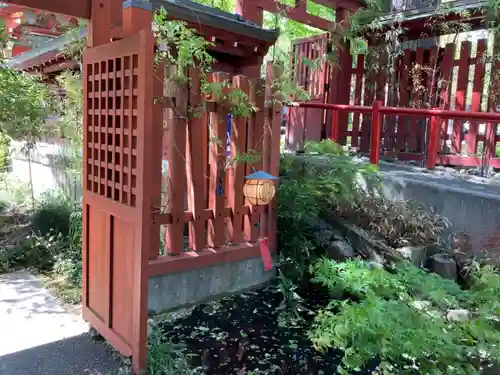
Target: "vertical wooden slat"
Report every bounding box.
[351,54,364,148]
[207,72,229,248]
[266,64,281,252]
[186,68,206,251]
[337,42,352,145]
[453,41,471,154]
[165,74,187,255]
[408,48,424,152]
[397,49,411,151]
[468,39,486,155]
[244,79,264,242]
[427,114,440,169]
[485,56,500,170]
[227,76,249,244]
[360,63,375,152]
[370,100,383,165]
[439,44,455,151]
[149,61,164,259]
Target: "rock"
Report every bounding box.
[429,254,458,280]
[395,246,427,267]
[446,309,470,322]
[367,260,384,270]
[482,364,500,375]
[411,300,432,311]
[326,240,355,261]
[147,318,157,337]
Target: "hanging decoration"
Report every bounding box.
[243,170,278,206]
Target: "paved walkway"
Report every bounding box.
[0,271,121,375]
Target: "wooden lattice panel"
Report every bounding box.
[86,54,139,206]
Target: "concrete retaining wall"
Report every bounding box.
[379,163,500,258]
[286,154,500,259]
[147,256,275,313]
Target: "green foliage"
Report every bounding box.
[0,129,10,172]
[32,193,74,236]
[0,68,55,144]
[147,332,201,375]
[277,140,378,281]
[0,232,66,273]
[309,258,500,375]
[335,195,450,248]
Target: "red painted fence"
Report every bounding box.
[292,101,500,169]
[289,35,500,169]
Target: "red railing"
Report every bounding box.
[289,101,500,169]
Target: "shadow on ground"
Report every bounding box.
[0,333,122,375]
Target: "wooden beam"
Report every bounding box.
[6,0,91,19]
[256,0,332,30]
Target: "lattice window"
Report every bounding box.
[85,54,139,207]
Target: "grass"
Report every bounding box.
[40,272,81,306]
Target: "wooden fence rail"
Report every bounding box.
[292,101,500,169]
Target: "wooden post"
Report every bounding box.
[265,63,282,252]
[207,72,229,248]
[165,73,188,255]
[227,76,249,244]
[426,114,440,169]
[186,68,206,251]
[330,109,339,142]
[370,100,383,165]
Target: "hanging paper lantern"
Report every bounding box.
[243,171,278,206]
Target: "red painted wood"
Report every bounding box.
[266,64,282,252]
[207,72,229,248]
[186,68,206,251]
[408,48,424,152]
[360,67,375,152]
[148,242,263,276]
[427,114,440,169]
[165,75,187,255]
[439,44,455,150]
[453,41,471,154]
[227,75,249,244]
[351,54,364,148]
[330,109,339,142]
[468,39,487,155]
[6,0,91,18]
[244,79,265,242]
[396,49,412,151]
[370,100,383,165]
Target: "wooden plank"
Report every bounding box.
[452,41,471,154]
[186,68,206,251]
[396,49,412,151]
[351,54,364,148]
[165,76,187,255]
[244,79,265,242]
[227,76,249,244]
[265,64,282,252]
[207,72,229,248]
[408,48,424,152]
[439,44,455,152]
[467,39,486,155]
[337,41,352,145]
[11,0,91,18]
[360,62,375,152]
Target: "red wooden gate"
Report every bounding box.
[81,23,155,374]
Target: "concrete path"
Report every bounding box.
[0,271,121,375]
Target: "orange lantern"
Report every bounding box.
[243,171,278,206]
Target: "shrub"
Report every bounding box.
[309,258,500,375]
[0,232,66,272]
[335,195,450,248]
[53,208,82,287]
[32,193,74,236]
[277,140,379,281]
